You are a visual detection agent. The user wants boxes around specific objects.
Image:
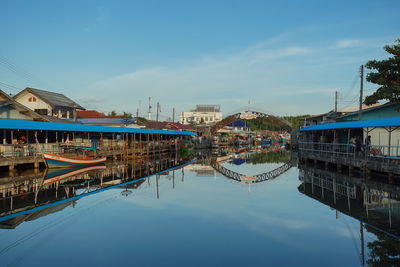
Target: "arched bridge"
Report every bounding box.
[209,159,292,183]
[208,109,292,136]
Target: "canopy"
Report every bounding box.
[0,119,196,136]
[299,117,400,132]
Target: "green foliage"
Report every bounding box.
[365,225,400,266]
[200,118,205,124]
[282,115,310,130]
[137,117,147,123]
[249,151,290,164]
[246,117,290,131]
[122,112,133,119]
[364,39,400,105]
[108,110,117,116]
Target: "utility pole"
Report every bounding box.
[136,108,139,120]
[172,107,175,123]
[156,102,160,129]
[335,91,338,113]
[359,65,364,121]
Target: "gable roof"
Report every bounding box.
[0,89,53,122]
[339,102,398,120]
[14,87,85,110]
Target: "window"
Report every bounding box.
[28,96,37,102]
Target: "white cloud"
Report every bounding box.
[335,39,362,49]
[81,36,376,116]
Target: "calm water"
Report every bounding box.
[0,148,399,266]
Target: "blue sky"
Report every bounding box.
[0,0,399,118]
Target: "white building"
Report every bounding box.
[13,87,85,119]
[180,105,222,125]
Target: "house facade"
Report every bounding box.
[13,87,84,119]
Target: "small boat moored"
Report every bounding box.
[43,153,107,168]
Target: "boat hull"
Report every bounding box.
[43,153,107,168]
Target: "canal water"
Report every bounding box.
[0,148,399,266]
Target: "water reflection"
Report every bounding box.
[1,146,399,266]
[298,162,400,266]
[0,155,195,228]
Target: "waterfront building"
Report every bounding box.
[298,117,400,178]
[0,89,49,121]
[13,87,85,119]
[179,105,222,125]
[338,102,400,121]
[302,104,381,126]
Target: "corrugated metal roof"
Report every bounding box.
[0,119,196,136]
[22,88,84,109]
[299,117,400,131]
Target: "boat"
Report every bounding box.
[43,165,106,185]
[43,153,107,168]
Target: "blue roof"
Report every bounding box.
[0,119,196,136]
[299,117,400,131]
[228,120,252,128]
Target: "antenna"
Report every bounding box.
[148,97,152,120]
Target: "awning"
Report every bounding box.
[299,117,400,132]
[0,119,196,136]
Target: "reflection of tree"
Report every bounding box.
[365,225,400,266]
[249,151,290,164]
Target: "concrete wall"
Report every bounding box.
[364,127,400,156]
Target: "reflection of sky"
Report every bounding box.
[0,163,384,266]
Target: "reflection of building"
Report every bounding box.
[298,163,400,266]
[185,163,216,177]
[298,163,400,237]
[180,105,222,125]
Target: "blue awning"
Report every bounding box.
[0,119,197,136]
[299,117,400,132]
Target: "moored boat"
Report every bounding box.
[43,165,106,185]
[43,153,107,168]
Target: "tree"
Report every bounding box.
[108,110,117,116]
[122,112,133,120]
[364,39,400,105]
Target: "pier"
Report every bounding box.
[298,117,400,181]
[0,119,196,171]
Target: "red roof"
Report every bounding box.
[77,110,106,119]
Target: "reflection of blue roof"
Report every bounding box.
[0,119,196,136]
[228,120,252,128]
[299,117,400,132]
[232,158,251,165]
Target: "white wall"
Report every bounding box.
[15,92,52,115]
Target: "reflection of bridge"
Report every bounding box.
[208,109,292,136]
[210,159,292,183]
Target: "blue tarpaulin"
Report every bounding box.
[299,117,400,132]
[0,119,196,136]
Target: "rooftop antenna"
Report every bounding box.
[148,97,152,120]
[138,100,141,117]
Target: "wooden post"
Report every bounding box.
[388,127,392,157]
[133,133,136,158]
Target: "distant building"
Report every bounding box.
[226,120,252,132]
[13,87,85,119]
[76,110,141,127]
[179,105,222,125]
